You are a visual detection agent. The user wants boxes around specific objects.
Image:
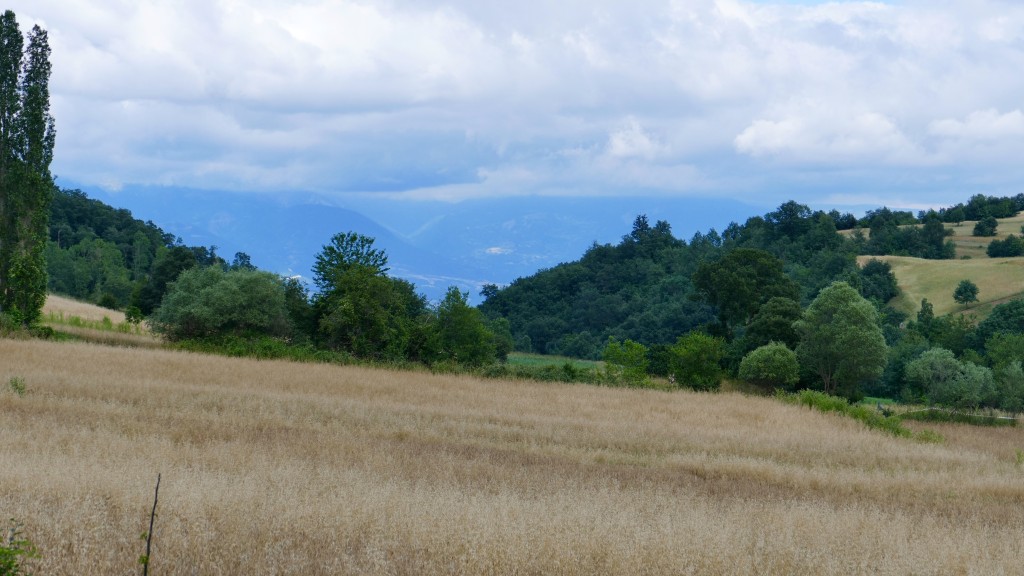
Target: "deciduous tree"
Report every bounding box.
[953,279,979,308]
[794,282,887,397]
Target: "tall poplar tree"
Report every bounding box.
[0,11,55,327]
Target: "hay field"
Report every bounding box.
[858,254,1024,318]
[42,294,128,324]
[3,339,1024,575]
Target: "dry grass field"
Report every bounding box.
[3,338,1024,575]
[42,294,129,324]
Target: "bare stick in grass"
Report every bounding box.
[140,473,160,576]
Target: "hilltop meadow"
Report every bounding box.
[3,337,1024,575]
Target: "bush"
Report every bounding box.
[987,235,1024,257]
[150,267,291,341]
[602,337,649,386]
[905,348,995,410]
[669,331,725,391]
[738,342,800,390]
[973,215,998,237]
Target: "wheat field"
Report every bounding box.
[2,339,1024,575]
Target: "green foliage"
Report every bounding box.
[134,246,197,315]
[986,333,1024,370]
[692,248,799,330]
[776,390,919,439]
[602,337,649,386]
[972,215,998,237]
[738,342,800,390]
[6,376,25,396]
[952,279,979,307]
[972,298,1024,349]
[858,259,900,304]
[0,13,55,329]
[0,518,37,576]
[859,208,953,260]
[312,231,388,292]
[794,282,888,397]
[986,235,1024,257]
[47,189,180,310]
[669,331,726,391]
[995,361,1024,415]
[436,287,497,366]
[742,297,801,352]
[905,348,995,410]
[900,408,1016,427]
[149,267,291,341]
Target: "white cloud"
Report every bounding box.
[8,0,1024,205]
[930,109,1024,140]
[735,108,927,165]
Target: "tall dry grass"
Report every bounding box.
[2,338,1024,575]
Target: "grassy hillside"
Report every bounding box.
[852,213,1024,319]
[858,255,1024,318]
[3,339,1024,574]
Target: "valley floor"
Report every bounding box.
[2,338,1024,575]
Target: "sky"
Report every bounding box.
[10,0,1024,212]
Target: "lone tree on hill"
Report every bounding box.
[953,279,979,308]
[0,11,56,327]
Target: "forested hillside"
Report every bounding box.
[46,188,231,312]
[479,204,871,358]
[480,195,1024,361]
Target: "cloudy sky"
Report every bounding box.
[11,0,1024,211]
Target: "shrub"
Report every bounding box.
[669,331,725,391]
[905,348,995,410]
[1,519,37,575]
[973,215,998,237]
[602,337,649,386]
[149,267,291,341]
[738,342,799,390]
[987,235,1024,257]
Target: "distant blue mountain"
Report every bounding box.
[73,183,759,303]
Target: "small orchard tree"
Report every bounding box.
[738,342,800,390]
[794,282,887,397]
[669,331,725,391]
[602,337,649,386]
[953,279,979,308]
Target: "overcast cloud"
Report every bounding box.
[10,0,1024,209]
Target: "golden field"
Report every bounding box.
[3,338,1024,575]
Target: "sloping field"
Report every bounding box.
[946,213,1024,259]
[43,294,128,324]
[858,254,1024,318]
[3,339,1024,575]
[41,294,160,347]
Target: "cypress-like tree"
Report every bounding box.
[0,12,55,326]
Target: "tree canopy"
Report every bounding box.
[794,282,888,397]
